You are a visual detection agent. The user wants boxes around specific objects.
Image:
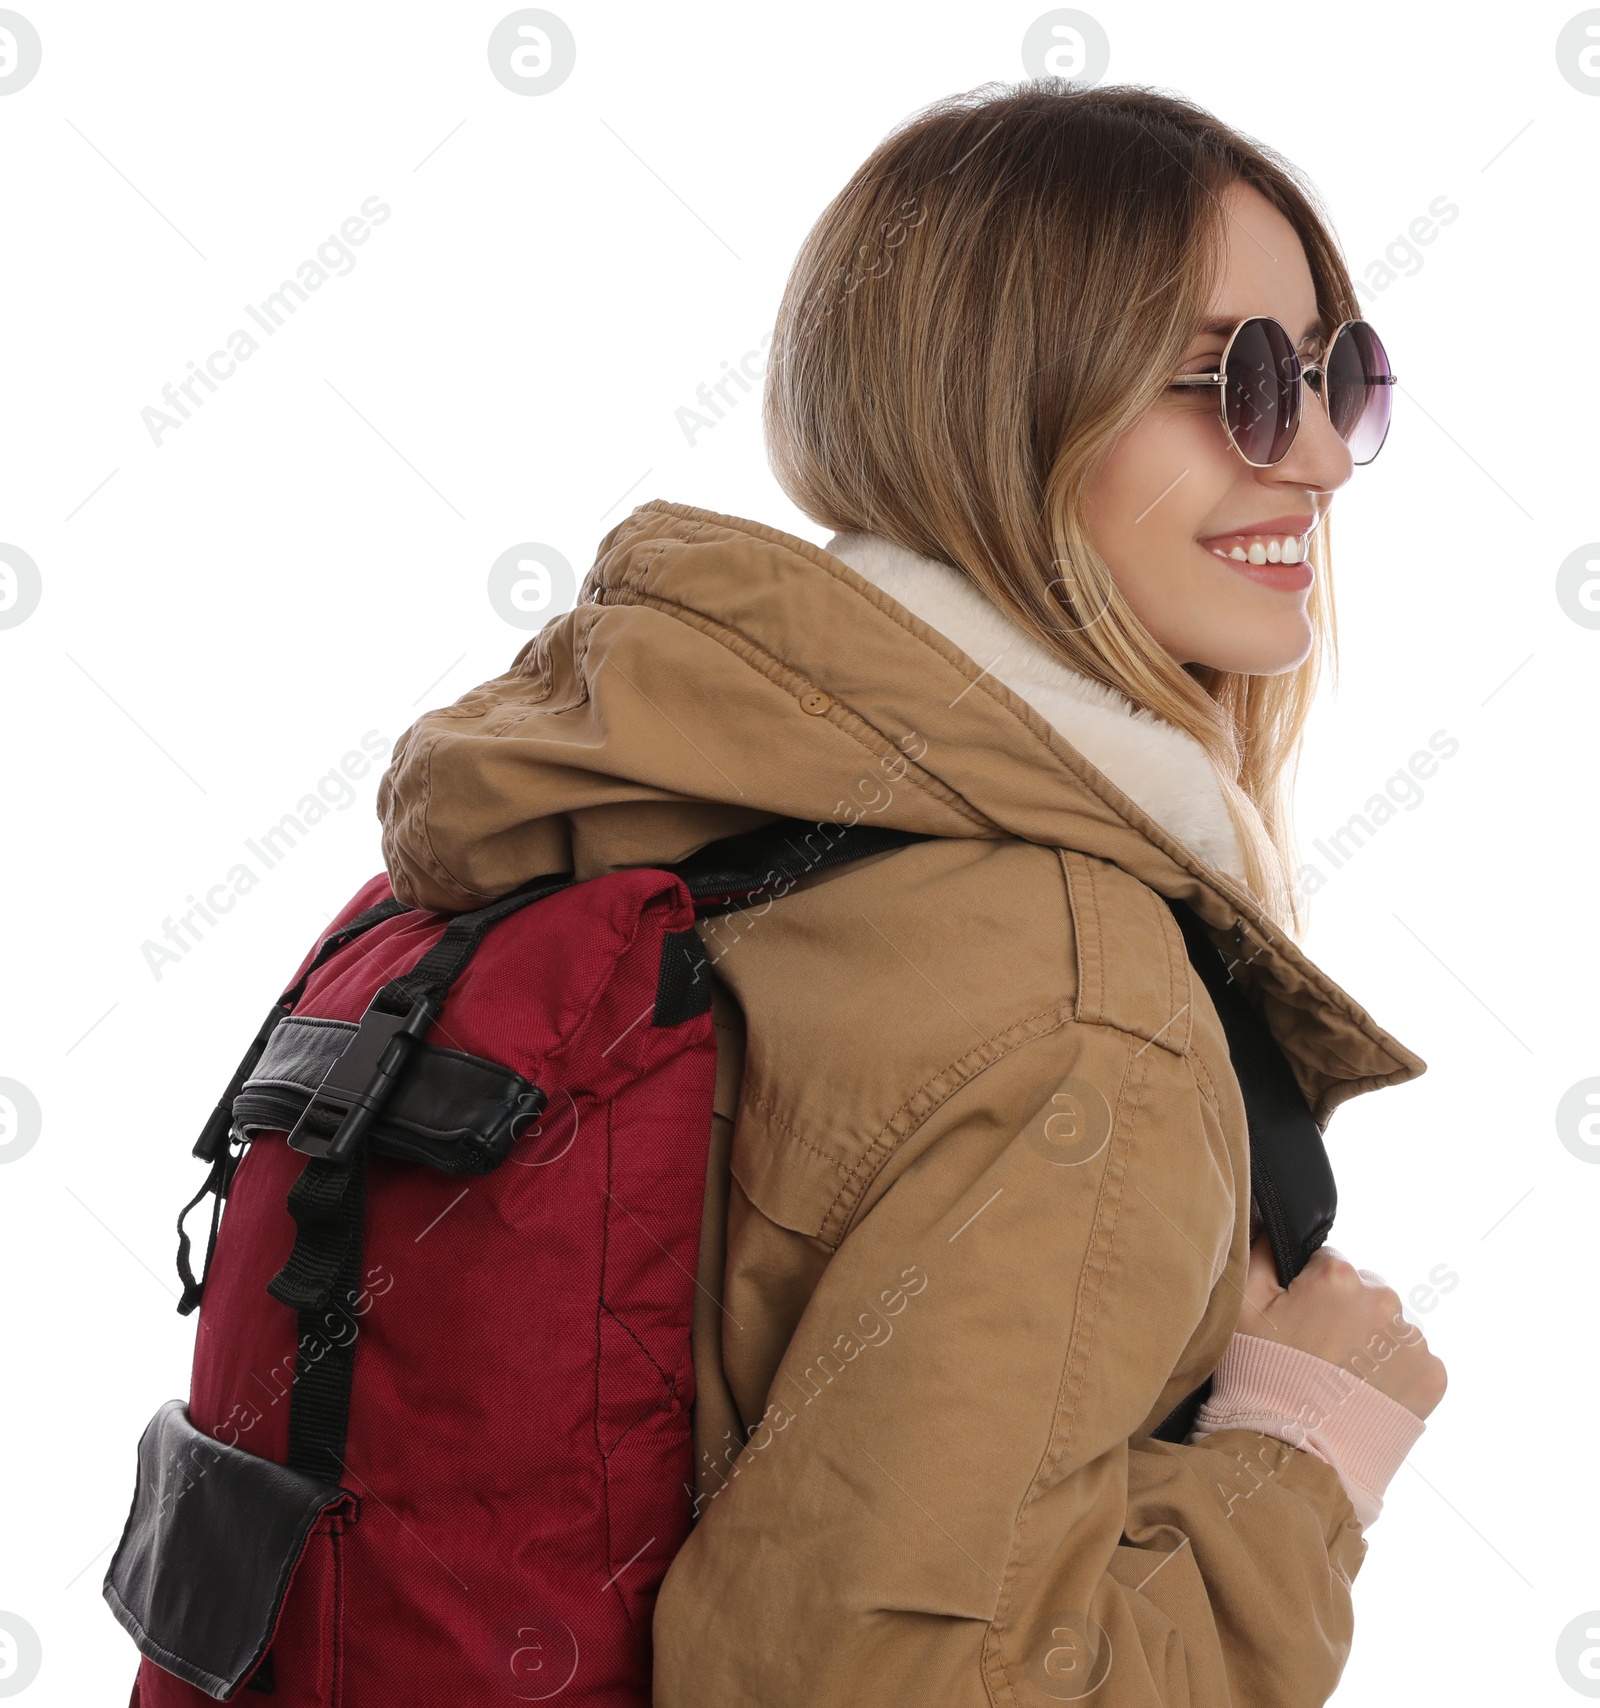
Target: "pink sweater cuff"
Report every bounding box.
[1187,1333,1426,1528]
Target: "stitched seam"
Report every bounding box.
[1057,849,1083,1025]
[991,1043,1144,1698]
[330,1517,344,1708]
[586,586,993,830]
[548,888,672,1066]
[1186,1047,1225,1126]
[103,1499,350,1695]
[596,1095,616,1610]
[623,540,660,595]
[601,1406,659,1467]
[573,602,605,703]
[822,999,1072,1239]
[1051,1047,1142,1470]
[104,1581,234,1695]
[1069,856,1209,1058]
[413,730,497,903]
[821,1006,1201,1245]
[595,1120,610,1468]
[600,1298,682,1407]
[1159,892,1188,1054]
[865,999,1077,1145]
[739,1086,849,1171]
[594,582,989,828]
[508,628,556,699]
[612,504,1144,822]
[1065,851,1106,1026]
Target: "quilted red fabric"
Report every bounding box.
[132,866,716,1705]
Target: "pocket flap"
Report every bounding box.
[103,1400,356,1701]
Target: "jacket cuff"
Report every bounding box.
[1186,1332,1426,1528]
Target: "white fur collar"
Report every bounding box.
[823,530,1248,881]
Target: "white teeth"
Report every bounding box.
[1202,529,1304,563]
[1208,533,1306,566]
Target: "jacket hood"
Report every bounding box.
[822,528,1251,882]
[377,498,1424,1110]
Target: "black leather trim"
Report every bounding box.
[232,1016,546,1175]
[103,1400,355,1700]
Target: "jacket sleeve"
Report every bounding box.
[651,1010,1368,1708]
[1190,1331,1427,1528]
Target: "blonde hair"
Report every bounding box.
[764,78,1360,938]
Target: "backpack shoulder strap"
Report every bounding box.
[1163,898,1337,1285]
[1148,896,1338,1444]
[664,816,937,914]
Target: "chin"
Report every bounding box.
[1181,612,1314,674]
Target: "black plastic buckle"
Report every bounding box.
[286,995,438,1165]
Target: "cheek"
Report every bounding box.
[1088,412,1228,550]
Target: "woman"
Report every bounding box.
[377,80,1446,1705]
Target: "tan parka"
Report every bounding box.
[376,500,1427,1707]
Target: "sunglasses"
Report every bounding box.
[1169,316,1396,468]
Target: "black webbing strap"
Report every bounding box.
[267,873,573,1485]
[176,895,412,1314]
[672,817,937,913]
[1148,898,1338,1445]
[275,1154,369,1483]
[267,1153,366,1317]
[1164,899,1337,1285]
[280,896,415,1012]
[366,875,572,1018]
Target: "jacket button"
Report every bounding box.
[799,689,831,715]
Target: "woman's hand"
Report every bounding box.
[1240,1236,1448,1420]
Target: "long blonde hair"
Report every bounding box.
[764,78,1358,938]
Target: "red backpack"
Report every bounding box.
[102,816,926,1706]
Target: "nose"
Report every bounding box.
[1268,370,1353,496]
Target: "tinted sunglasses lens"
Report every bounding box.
[1224,317,1299,465]
[1325,320,1393,464]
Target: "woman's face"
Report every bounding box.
[1081,179,1354,674]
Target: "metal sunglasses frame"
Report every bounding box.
[1168,315,1398,468]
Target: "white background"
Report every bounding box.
[1,2,1595,1702]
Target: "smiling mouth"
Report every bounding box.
[1200,531,1308,565]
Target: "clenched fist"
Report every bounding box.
[1240,1236,1448,1420]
